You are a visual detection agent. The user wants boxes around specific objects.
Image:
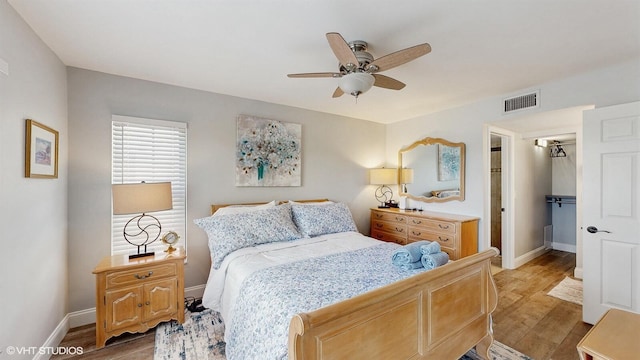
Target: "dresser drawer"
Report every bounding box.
[407,218,456,234]
[371,229,406,245]
[105,263,177,289]
[371,211,408,224]
[408,229,455,246]
[371,219,407,236]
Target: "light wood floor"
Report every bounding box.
[54,250,590,359]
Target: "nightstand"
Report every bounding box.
[577,308,640,360]
[92,248,186,349]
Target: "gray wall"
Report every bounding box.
[67,67,386,312]
[386,58,640,259]
[0,0,68,356]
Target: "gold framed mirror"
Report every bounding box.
[398,137,465,203]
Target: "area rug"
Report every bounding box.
[155,309,531,360]
[547,276,583,305]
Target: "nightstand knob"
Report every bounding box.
[145,301,150,305]
[137,303,143,307]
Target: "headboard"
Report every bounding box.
[210,199,330,215]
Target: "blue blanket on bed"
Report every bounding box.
[225,242,428,360]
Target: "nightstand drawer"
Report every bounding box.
[105,263,177,289]
[408,218,456,234]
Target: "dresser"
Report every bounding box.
[93,248,185,348]
[370,208,479,260]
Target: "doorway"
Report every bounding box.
[484,106,589,272]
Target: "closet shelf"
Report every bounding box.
[546,195,576,207]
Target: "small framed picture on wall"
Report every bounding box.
[25,119,59,179]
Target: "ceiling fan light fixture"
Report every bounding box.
[339,72,375,97]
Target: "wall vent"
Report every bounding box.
[503,90,539,113]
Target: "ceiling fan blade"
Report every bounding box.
[369,43,431,72]
[332,87,344,98]
[287,72,341,78]
[372,74,406,90]
[326,32,359,69]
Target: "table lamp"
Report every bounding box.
[112,181,173,259]
[369,168,397,208]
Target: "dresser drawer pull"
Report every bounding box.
[395,227,405,233]
[412,231,422,236]
[375,223,384,228]
[395,216,405,221]
[137,303,143,307]
[439,236,450,242]
[375,213,384,218]
[134,271,153,279]
[438,224,450,230]
[412,219,422,224]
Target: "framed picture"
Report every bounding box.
[438,144,460,181]
[236,115,301,186]
[25,119,59,178]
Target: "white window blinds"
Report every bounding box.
[111,115,187,256]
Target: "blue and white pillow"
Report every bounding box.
[194,204,302,269]
[291,202,358,237]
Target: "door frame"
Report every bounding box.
[483,125,516,269]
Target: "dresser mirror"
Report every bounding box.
[398,137,465,202]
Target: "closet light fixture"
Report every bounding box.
[535,139,548,147]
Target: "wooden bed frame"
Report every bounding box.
[210,200,498,359]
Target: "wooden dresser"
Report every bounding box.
[370,208,479,260]
[93,248,185,348]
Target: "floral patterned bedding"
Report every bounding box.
[224,241,428,360]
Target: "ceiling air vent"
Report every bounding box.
[503,90,539,113]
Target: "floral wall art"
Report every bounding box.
[236,115,301,186]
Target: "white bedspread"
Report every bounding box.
[201,231,381,335]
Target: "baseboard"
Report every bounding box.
[34,314,70,360]
[69,307,96,328]
[513,245,549,268]
[551,242,576,253]
[574,267,583,279]
[185,284,206,299]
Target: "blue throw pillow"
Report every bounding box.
[291,202,358,237]
[194,204,302,269]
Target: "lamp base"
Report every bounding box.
[129,251,155,259]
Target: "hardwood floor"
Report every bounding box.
[492,250,591,360]
[55,250,590,359]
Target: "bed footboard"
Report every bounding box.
[288,248,499,360]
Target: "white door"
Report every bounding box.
[583,101,640,324]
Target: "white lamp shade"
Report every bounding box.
[112,182,173,215]
[339,72,375,96]
[369,168,397,185]
[400,168,414,184]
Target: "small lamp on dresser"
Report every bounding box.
[112,181,173,259]
[400,168,414,193]
[369,168,397,208]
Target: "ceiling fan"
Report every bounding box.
[287,32,431,99]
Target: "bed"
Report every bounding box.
[194,199,498,360]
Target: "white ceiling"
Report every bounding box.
[8,0,640,124]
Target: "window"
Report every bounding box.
[111,115,187,256]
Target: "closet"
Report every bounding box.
[544,139,577,252]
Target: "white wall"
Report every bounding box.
[386,58,640,259]
[67,68,386,313]
[551,144,577,251]
[0,0,68,357]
